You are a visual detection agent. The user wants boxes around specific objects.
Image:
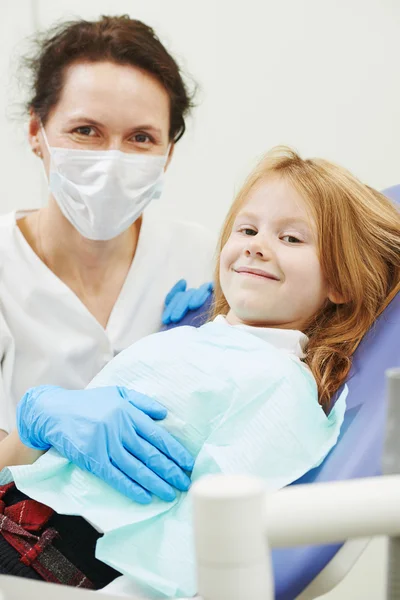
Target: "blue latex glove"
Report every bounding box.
[17,385,194,504]
[162,279,214,325]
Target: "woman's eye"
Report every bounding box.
[74,126,95,137]
[282,235,302,244]
[133,133,152,144]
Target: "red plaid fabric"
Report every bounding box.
[0,484,94,589]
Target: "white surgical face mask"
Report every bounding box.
[41,126,169,240]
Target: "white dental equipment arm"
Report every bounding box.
[192,368,400,600]
[383,369,400,599]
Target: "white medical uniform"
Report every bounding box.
[0,209,215,433]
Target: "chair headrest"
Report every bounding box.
[384,184,400,204]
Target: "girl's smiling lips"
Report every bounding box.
[234,266,280,281]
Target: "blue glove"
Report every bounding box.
[17,385,194,504]
[162,279,214,325]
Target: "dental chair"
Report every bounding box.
[267,184,400,599]
[0,187,398,600]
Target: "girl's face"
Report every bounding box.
[220,176,338,330]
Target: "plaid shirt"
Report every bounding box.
[0,483,94,589]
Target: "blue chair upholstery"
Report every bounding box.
[164,185,400,599]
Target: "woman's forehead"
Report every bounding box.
[49,60,171,129]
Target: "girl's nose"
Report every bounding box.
[245,247,264,258]
[244,236,270,259]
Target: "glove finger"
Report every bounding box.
[98,461,152,504]
[164,279,187,306]
[170,290,196,323]
[162,292,185,325]
[187,282,213,310]
[119,387,167,420]
[110,440,177,502]
[123,431,191,492]
[129,405,195,471]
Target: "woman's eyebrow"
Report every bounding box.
[130,124,163,137]
[66,116,104,127]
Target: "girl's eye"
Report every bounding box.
[282,234,302,244]
[74,126,96,137]
[240,228,257,236]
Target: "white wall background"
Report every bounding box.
[0,0,399,238]
[0,2,398,597]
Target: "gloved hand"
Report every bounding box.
[17,385,194,504]
[162,279,214,325]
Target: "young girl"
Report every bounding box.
[0,147,399,598]
[213,147,399,408]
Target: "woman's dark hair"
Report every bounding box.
[25,15,194,142]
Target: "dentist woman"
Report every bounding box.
[0,15,213,504]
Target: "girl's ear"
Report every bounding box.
[328,289,346,305]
